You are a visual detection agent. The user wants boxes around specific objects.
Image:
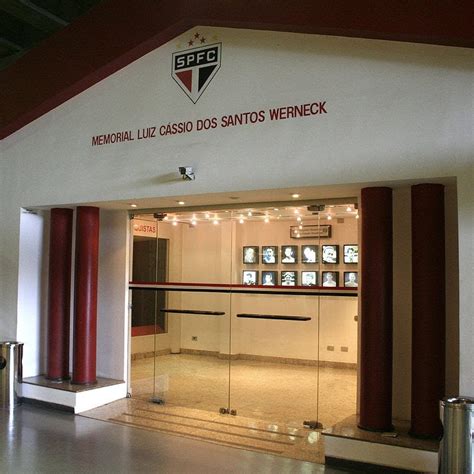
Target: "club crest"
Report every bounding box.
[172,40,222,103]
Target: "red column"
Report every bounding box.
[72,206,100,384]
[410,184,445,438]
[359,187,393,431]
[47,208,73,381]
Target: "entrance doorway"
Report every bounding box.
[128,202,359,462]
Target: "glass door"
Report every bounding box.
[228,207,322,433]
[130,213,233,416]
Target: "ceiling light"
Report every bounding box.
[296,216,302,222]
[205,212,210,219]
[299,225,303,230]
[346,206,352,212]
[130,204,137,208]
[191,219,197,226]
[264,217,270,223]
[355,213,360,219]
[213,219,219,225]
[327,215,332,221]
[163,216,169,221]
[177,201,185,205]
[239,218,244,224]
[274,208,279,211]
[294,209,300,214]
[172,221,178,226]
[292,193,300,199]
[247,211,252,217]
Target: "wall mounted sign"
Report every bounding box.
[172,37,222,103]
[132,219,157,238]
[290,224,331,239]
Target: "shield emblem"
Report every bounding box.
[172,43,222,103]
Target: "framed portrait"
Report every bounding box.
[301,245,318,264]
[322,244,339,264]
[322,271,339,287]
[281,271,297,286]
[281,245,298,264]
[262,246,278,264]
[261,271,278,286]
[344,271,359,288]
[243,246,259,264]
[343,244,359,264]
[242,270,258,285]
[301,271,318,287]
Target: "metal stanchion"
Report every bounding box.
[439,397,474,473]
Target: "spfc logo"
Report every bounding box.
[172,42,222,103]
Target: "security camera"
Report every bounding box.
[154,212,167,221]
[178,166,195,180]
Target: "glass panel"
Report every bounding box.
[317,205,359,428]
[229,208,321,434]
[131,214,232,416]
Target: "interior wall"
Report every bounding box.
[131,216,359,363]
[96,210,129,380]
[16,210,49,377]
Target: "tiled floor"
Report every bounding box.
[0,404,359,473]
[80,353,358,465]
[131,353,357,428]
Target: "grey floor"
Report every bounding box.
[0,404,360,474]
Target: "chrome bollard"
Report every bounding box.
[439,397,474,474]
[0,342,24,410]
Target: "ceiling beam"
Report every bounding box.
[0,36,24,52]
[0,0,67,34]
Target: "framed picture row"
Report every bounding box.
[243,244,358,265]
[242,270,359,287]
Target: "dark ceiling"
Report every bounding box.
[0,0,102,70]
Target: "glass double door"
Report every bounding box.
[131,206,358,429]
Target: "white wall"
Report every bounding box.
[16,210,49,377]
[96,210,129,380]
[1,28,472,416]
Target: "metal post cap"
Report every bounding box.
[441,397,474,411]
